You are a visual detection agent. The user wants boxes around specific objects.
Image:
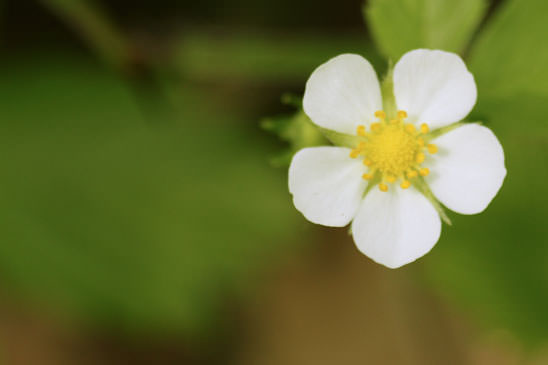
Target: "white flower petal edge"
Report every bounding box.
[352,187,441,269]
[394,49,477,129]
[289,147,367,227]
[303,54,383,135]
[425,124,506,215]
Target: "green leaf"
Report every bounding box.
[469,0,548,136]
[469,0,548,100]
[365,0,487,61]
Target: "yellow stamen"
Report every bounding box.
[349,149,360,158]
[427,144,438,154]
[362,172,375,180]
[405,124,416,134]
[374,110,386,120]
[407,170,418,179]
[370,122,382,133]
[349,110,434,192]
[350,141,366,158]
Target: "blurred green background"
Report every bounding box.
[0,0,547,364]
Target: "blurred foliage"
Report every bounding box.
[175,30,382,83]
[425,135,548,344]
[0,53,301,337]
[38,0,131,71]
[421,0,548,345]
[365,0,487,60]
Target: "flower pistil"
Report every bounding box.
[349,110,438,192]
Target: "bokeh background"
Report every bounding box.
[0,0,547,364]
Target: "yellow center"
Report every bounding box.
[364,124,418,177]
[349,110,438,192]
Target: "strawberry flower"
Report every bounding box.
[289,49,506,268]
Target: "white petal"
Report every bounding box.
[289,147,367,227]
[394,49,477,129]
[352,188,441,269]
[303,54,383,134]
[426,124,506,215]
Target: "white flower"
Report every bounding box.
[289,49,506,269]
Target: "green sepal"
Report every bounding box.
[412,176,452,226]
[261,108,329,167]
[426,121,472,141]
[280,93,303,108]
[318,127,362,149]
[380,62,397,119]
